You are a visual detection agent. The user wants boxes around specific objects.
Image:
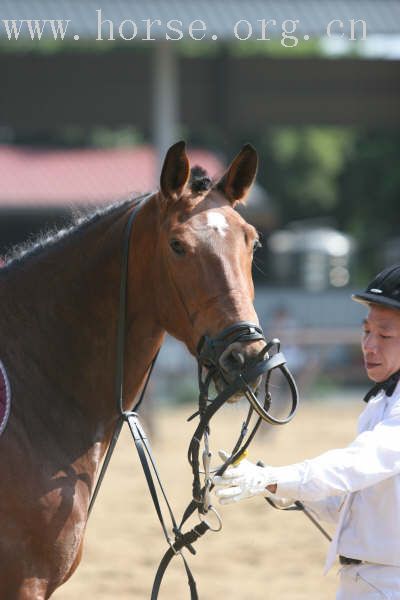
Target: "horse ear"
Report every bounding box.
[217,144,258,205]
[160,141,190,202]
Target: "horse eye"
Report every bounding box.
[170,239,186,256]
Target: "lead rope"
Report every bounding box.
[265,495,332,542]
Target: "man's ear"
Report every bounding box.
[160,141,190,203]
[216,144,258,205]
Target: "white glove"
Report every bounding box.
[213,450,278,505]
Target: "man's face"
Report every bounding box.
[362,304,400,382]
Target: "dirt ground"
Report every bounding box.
[53,398,361,600]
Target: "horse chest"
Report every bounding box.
[0,428,90,585]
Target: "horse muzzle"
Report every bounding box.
[197,322,266,400]
[197,321,299,425]
[215,340,265,399]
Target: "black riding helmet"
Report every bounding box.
[352,264,400,311]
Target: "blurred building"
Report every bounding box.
[268,222,355,291]
[1,1,399,156]
[384,237,400,266]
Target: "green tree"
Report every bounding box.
[256,127,353,222]
[337,130,400,276]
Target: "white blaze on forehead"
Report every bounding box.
[206,211,229,237]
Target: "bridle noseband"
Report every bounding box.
[197,322,265,365]
[196,321,298,427]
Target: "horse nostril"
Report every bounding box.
[231,349,245,368]
[220,349,245,373]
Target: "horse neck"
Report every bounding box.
[1,199,164,430]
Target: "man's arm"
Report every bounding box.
[214,412,400,504]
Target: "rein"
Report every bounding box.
[88,194,299,599]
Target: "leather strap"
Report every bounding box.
[88,194,151,517]
[115,194,151,415]
[126,413,179,541]
[339,555,362,565]
[127,411,209,600]
[151,523,209,600]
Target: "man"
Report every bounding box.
[213,264,400,599]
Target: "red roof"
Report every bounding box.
[0,145,224,207]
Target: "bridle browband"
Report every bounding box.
[88,194,299,599]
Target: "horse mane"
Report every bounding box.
[1,167,214,270]
[1,196,139,270]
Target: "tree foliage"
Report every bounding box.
[252,127,400,278]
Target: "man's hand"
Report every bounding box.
[213,450,278,504]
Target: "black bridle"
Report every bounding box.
[88,195,299,599]
[196,321,298,425]
[187,322,298,511]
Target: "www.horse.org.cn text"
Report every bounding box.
[1,10,368,47]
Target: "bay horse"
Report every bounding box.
[0,141,265,599]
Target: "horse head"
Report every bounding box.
[153,141,265,398]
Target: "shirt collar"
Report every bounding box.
[363,370,400,403]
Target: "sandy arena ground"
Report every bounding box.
[53,398,361,600]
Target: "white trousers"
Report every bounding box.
[337,563,400,599]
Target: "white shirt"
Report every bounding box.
[273,381,400,570]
